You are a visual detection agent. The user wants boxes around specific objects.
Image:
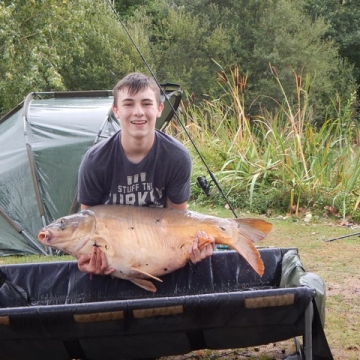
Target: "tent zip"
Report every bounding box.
[106,1,238,218]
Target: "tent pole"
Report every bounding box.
[22,94,51,255]
[22,94,48,229]
[94,114,112,144]
[0,207,47,255]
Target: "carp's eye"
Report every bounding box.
[59,219,66,231]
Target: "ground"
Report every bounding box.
[161,216,360,360]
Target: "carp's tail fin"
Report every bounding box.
[229,218,273,277]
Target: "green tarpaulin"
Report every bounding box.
[0,85,182,256]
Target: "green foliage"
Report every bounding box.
[0,0,69,112]
[112,0,158,19]
[0,0,153,115]
[0,0,358,123]
[60,2,153,91]
[149,4,234,96]
[156,0,356,123]
[172,64,360,220]
[305,0,360,87]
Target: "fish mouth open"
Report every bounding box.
[37,230,52,243]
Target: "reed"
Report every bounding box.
[171,64,360,220]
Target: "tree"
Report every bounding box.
[147,0,355,122]
[305,0,360,90]
[111,0,157,19]
[0,0,153,115]
[1,0,357,124]
[0,1,91,113]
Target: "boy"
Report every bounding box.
[77,72,214,275]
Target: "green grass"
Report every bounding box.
[0,254,73,265]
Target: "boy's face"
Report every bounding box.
[112,87,164,140]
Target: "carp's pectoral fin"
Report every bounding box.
[130,267,163,283]
[131,278,157,293]
[196,230,215,251]
[92,236,115,256]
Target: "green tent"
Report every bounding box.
[0,84,182,256]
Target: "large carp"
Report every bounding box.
[38,205,272,292]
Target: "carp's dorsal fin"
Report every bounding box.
[92,236,115,256]
[131,279,157,293]
[130,267,163,283]
[233,218,273,241]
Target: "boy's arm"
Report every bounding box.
[165,198,187,210]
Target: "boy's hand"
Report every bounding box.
[189,230,215,264]
[77,246,115,275]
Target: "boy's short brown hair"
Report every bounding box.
[113,72,162,106]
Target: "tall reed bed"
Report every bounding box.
[170,65,360,220]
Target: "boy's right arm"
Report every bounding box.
[77,246,114,275]
[77,204,114,275]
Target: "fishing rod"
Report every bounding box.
[323,231,360,243]
[106,1,238,218]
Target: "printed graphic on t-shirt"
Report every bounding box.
[106,172,164,206]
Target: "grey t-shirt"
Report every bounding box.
[78,130,192,207]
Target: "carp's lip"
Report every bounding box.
[37,230,52,243]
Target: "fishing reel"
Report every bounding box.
[197,176,212,196]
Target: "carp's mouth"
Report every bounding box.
[38,230,53,244]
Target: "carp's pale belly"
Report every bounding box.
[106,248,189,280]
